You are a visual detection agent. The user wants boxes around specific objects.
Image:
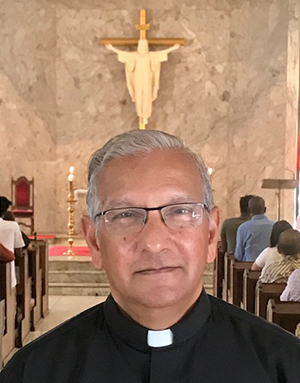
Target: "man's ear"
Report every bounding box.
[206,206,221,264]
[81,215,103,270]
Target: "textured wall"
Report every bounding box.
[0,0,299,234]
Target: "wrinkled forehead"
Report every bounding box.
[96,150,203,206]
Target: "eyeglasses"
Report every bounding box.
[94,203,208,235]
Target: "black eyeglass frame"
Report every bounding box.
[94,202,209,223]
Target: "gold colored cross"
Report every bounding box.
[101,9,185,46]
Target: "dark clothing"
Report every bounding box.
[1,292,300,383]
[21,232,31,249]
[220,215,250,253]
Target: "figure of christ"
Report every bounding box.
[106,39,180,125]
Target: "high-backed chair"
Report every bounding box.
[11,177,34,234]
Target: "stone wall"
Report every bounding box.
[0,0,299,234]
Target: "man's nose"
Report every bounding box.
[137,211,171,253]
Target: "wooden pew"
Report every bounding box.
[242,269,261,313]
[36,239,49,318]
[267,299,300,334]
[222,253,234,301]
[213,246,225,299]
[229,260,252,306]
[28,245,42,331]
[0,261,16,367]
[255,280,286,319]
[15,250,32,347]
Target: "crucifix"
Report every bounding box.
[102,10,185,130]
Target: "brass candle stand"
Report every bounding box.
[63,166,77,257]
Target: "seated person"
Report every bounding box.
[0,196,24,287]
[251,220,292,271]
[280,269,300,302]
[260,229,300,283]
[220,195,253,254]
[234,196,274,262]
[3,210,31,249]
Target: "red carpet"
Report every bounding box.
[49,246,91,256]
[28,234,56,240]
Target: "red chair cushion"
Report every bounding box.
[15,180,30,206]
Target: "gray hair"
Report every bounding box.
[86,129,214,220]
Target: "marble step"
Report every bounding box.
[49,282,111,296]
[49,260,95,271]
[49,270,109,284]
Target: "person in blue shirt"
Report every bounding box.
[234,196,275,262]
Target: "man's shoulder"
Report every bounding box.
[222,216,249,229]
[208,294,300,349]
[2,302,105,375]
[236,219,251,232]
[0,219,19,230]
[28,302,103,346]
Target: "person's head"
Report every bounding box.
[270,220,293,247]
[82,129,220,328]
[248,196,266,216]
[277,229,300,258]
[239,195,254,215]
[0,196,12,218]
[137,39,149,54]
[3,210,15,221]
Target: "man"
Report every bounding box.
[235,196,274,262]
[1,130,300,382]
[260,229,300,283]
[0,196,24,287]
[220,195,253,254]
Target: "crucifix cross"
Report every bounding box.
[101,9,185,47]
[102,10,184,129]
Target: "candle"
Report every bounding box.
[69,166,74,174]
[68,174,74,182]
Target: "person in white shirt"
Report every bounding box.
[0,196,24,286]
[280,269,300,302]
[251,220,292,272]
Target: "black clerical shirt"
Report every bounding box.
[1,291,300,382]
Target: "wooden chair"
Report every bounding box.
[229,260,253,306]
[267,299,300,334]
[255,280,286,319]
[11,176,34,234]
[242,269,261,313]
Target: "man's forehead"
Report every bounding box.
[101,194,200,210]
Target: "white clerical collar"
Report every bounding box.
[147,329,173,348]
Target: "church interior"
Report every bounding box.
[1,0,300,368]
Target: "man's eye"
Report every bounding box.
[112,211,134,220]
[111,210,143,221]
[173,207,192,215]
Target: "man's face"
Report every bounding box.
[83,149,220,317]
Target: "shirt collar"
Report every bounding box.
[103,290,211,351]
[251,214,266,220]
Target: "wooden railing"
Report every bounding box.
[0,239,49,368]
[267,299,300,334]
[214,252,300,335]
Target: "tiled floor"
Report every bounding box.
[24,295,107,346]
